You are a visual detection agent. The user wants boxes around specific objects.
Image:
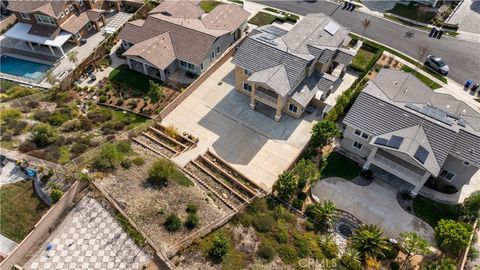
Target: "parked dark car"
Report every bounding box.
[424,55,449,76]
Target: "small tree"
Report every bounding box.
[93,143,123,171]
[462,191,480,221]
[50,188,63,203]
[311,200,338,232]
[148,80,163,103]
[273,171,297,202]
[67,51,79,66]
[31,123,59,147]
[361,18,371,41]
[398,232,430,270]
[435,219,472,254]
[208,233,229,262]
[351,224,389,259]
[423,258,456,270]
[341,247,362,270]
[292,159,318,189]
[311,120,340,149]
[164,213,181,232]
[147,159,179,187]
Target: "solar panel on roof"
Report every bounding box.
[387,135,404,149]
[324,21,340,36]
[414,146,429,164]
[374,138,388,146]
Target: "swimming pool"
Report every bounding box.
[0,55,51,82]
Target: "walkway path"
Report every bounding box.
[311,177,435,243]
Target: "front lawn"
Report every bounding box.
[351,48,376,72]
[248,11,277,26]
[320,152,361,181]
[108,65,162,93]
[401,66,442,89]
[387,3,437,24]
[412,195,460,228]
[199,0,222,12]
[0,180,48,242]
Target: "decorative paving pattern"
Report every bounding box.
[105,12,133,32]
[24,196,150,270]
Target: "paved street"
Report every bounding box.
[252,0,480,84]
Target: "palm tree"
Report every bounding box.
[350,224,389,259]
[341,247,362,270]
[67,50,79,67]
[361,18,371,41]
[312,200,338,232]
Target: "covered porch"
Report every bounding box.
[3,23,71,58]
[364,148,431,195]
[126,57,164,80]
[249,84,284,121]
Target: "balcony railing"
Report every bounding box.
[372,154,423,182]
[254,90,277,106]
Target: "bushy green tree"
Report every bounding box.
[399,232,430,270]
[273,171,297,202]
[350,224,389,259]
[311,120,340,149]
[50,188,63,203]
[309,200,338,232]
[208,233,229,262]
[164,213,181,232]
[93,143,123,171]
[462,191,480,221]
[31,123,59,147]
[435,219,472,254]
[292,159,318,189]
[148,80,163,103]
[422,258,456,270]
[147,159,181,187]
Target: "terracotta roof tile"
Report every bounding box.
[123,33,176,70]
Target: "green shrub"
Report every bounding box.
[185,213,199,230]
[186,203,198,214]
[275,227,289,244]
[116,140,133,154]
[257,241,275,262]
[293,234,310,257]
[237,212,253,227]
[277,244,298,264]
[164,213,182,232]
[50,188,63,203]
[247,198,269,214]
[120,158,133,169]
[147,159,192,187]
[435,219,472,253]
[253,214,274,233]
[132,157,145,166]
[318,235,339,259]
[292,198,304,210]
[305,221,315,231]
[99,96,107,103]
[31,123,59,148]
[208,233,229,262]
[390,261,400,270]
[116,214,146,246]
[48,111,69,126]
[92,143,123,171]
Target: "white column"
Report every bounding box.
[363,147,378,170]
[274,95,283,121]
[48,45,55,56]
[142,63,148,75]
[411,171,431,196]
[27,41,35,52]
[127,58,132,69]
[59,46,65,56]
[250,83,256,109]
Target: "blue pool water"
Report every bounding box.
[0,55,51,81]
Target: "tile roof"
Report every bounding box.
[86,9,104,21]
[343,69,480,168]
[202,4,250,31]
[123,33,176,70]
[60,12,89,34]
[333,48,356,65]
[289,71,337,107]
[149,0,204,19]
[247,65,290,97]
[8,0,69,17]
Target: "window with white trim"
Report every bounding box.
[353,141,363,150]
[243,83,252,92]
[180,60,187,68]
[69,5,75,11]
[87,22,92,30]
[74,32,81,40]
[200,63,204,71]
[77,0,84,6]
[244,69,252,76]
[440,170,456,182]
[35,14,56,25]
[59,12,65,18]
[211,51,215,60]
[20,12,30,20]
[64,8,69,14]
[187,63,195,70]
[463,161,471,167]
[216,46,220,54]
[288,103,298,113]
[354,128,370,140]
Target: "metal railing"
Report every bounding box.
[254,90,277,106]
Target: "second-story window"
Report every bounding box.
[20,12,30,20]
[244,69,252,76]
[77,0,84,6]
[35,14,56,25]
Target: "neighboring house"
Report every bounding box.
[342,69,480,195]
[232,13,355,121]
[118,0,250,81]
[3,0,126,57]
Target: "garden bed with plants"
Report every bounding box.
[0,89,149,165]
[0,80,42,102]
[248,10,299,27]
[104,65,182,116]
[95,143,231,255]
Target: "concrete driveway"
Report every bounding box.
[163,60,318,191]
[311,177,435,243]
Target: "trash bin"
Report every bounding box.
[472,83,479,92]
[343,1,348,9]
[437,30,443,39]
[465,80,472,89]
[432,29,439,38]
[429,28,436,37]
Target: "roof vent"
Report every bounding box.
[393,81,398,85]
